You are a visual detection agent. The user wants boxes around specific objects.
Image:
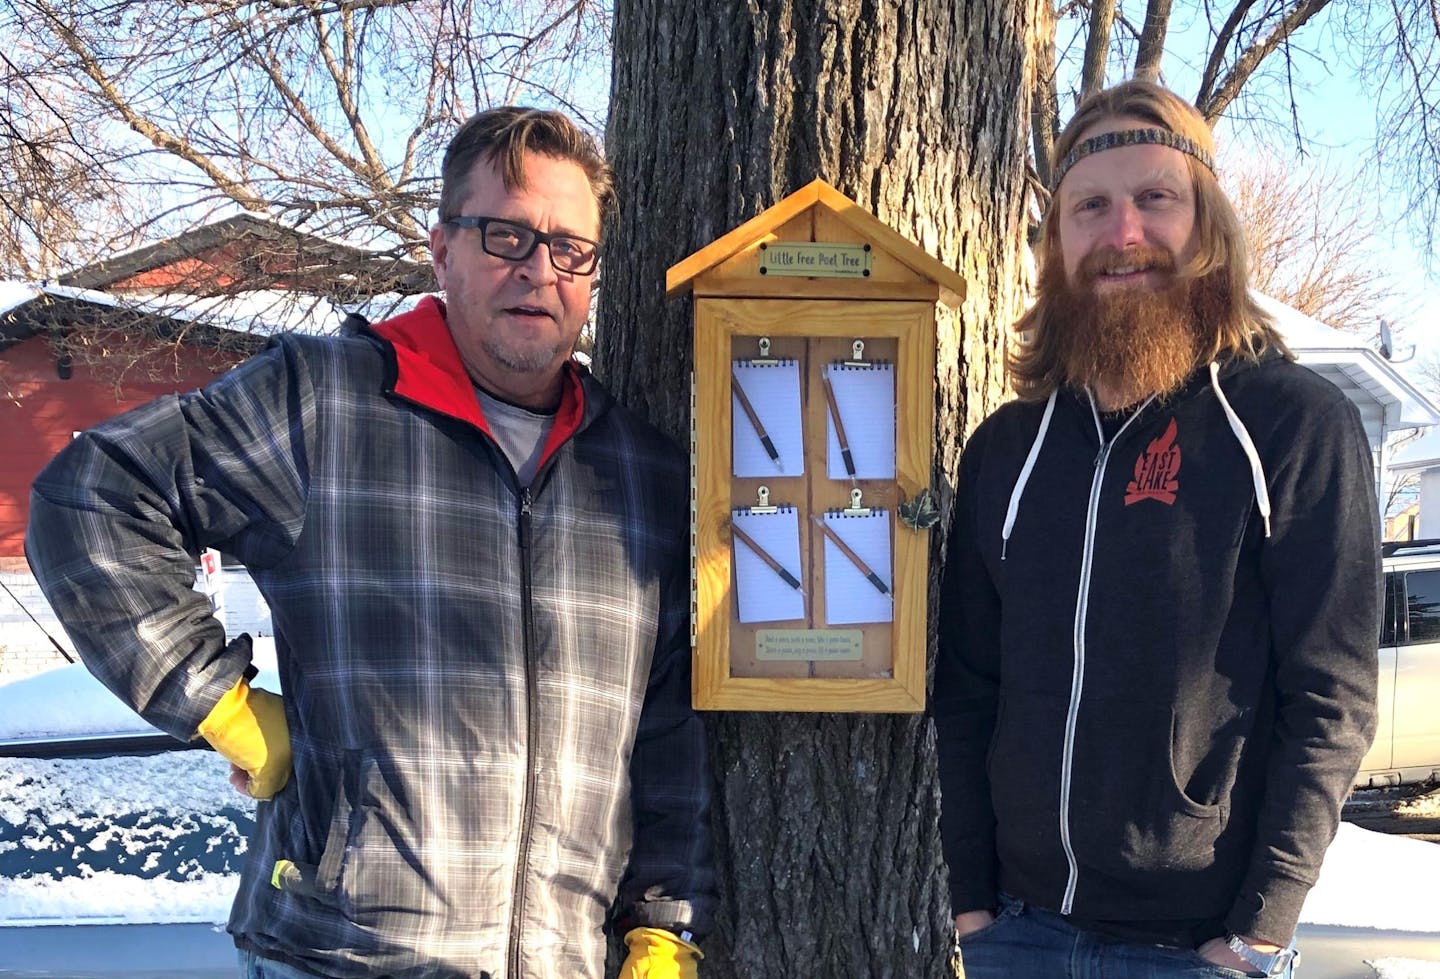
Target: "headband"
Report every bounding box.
[1051,127,1215,192]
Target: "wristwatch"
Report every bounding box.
[1225,935,1299,976]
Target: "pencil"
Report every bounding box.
[731,371,783,470]
[821,370,857,478]
[814,517,890,595]
[731,524,804,591]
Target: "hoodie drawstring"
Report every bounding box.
[1001,390,1057,559]
[1209,361,1272,538]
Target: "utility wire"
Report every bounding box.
[0,576,76,664]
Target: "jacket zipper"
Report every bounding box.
[507,486,539,977]
[475,396,583,977]
[1058,398,1151,915]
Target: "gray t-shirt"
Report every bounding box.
[476,387,555,487]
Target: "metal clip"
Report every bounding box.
[751,485,779,514]
[745,336,781,366]
[842,487,871,516]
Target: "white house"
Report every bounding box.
[1389,428,1440,539]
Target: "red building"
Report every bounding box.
[0,215,432,572]
[0,303,257,570]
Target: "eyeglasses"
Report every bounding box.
[442,215,600,275]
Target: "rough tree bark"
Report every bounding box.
[597,2,1040,975]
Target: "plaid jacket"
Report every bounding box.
[26,297,714,979]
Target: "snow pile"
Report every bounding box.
[0,643,276,926]
[1372,961,1440,979]
[0,752,253,926]
[1299,822,1440,932]
[0,639,280,742]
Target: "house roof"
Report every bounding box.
[1390,428,1440,473]
[665,179,968,306]
[0,280,424,350]
[0,283,265,356]
[1255,292,1440,449]
[58,213,435,298]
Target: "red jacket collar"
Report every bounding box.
[370,296,587,467]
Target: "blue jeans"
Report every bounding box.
[238,948,327,979]
[956,895,1295,979]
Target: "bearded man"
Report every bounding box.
[932,80,1380,979]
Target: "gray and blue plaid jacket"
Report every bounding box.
[26,298,714,978]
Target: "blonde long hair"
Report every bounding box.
[1011,80,1289,401]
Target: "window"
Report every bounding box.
[1404,569,1440,644]
[1381,573,1398,646]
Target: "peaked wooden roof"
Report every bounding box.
[666,178,967,306]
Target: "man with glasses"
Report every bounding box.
[27,107,714,979]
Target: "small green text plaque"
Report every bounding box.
[758,242,872,279]
[755,629,864,662]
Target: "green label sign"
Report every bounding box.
[755,629,865,661]
[759,242,872,278]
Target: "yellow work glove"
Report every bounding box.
[618,927,703,979]
[195,675,291,800]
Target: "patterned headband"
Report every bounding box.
[1051,128,1215,192]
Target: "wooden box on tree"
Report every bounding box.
[667,179,965,713]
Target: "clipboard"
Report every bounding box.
[818,509,893,625]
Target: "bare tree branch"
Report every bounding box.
[1133,0,1173,82]
[0,0,611,276]
[1196,0,1258,112]
[1198,1,1335,124]
[1228,153,1399,336]
[1080,0,1116,100]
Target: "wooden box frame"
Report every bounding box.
[668,180,965,713]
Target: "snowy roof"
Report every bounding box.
[1391,427,1440,473]
[1256,292,1440,444]
[0,280,428,339]
[57,213,433,295]
[0,281,39,317]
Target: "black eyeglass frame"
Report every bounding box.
[442,215,601,275]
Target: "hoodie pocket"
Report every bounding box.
[1068,703,1228,875]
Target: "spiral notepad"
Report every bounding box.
[821,509,893,625]
[824,361,895,480]
[732,506,805,623]
[732,360,805,477]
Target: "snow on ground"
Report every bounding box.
[1299,822,1440,932]
[1374,961,1440,979]
[0,639,280,742]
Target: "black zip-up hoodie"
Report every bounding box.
[933,351,1380,945]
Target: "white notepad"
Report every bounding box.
[825,362,896,480]
[732,360,805,478]
[732,507,806,624]
[821,510,893,625]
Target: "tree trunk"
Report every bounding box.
[598,2,1040,975]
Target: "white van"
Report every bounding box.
[1355,538,1440,786]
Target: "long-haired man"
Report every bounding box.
[934,80,1380,978]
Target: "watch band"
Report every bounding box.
[1225,935,1298,976]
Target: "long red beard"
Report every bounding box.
[1048,245,1225,407]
